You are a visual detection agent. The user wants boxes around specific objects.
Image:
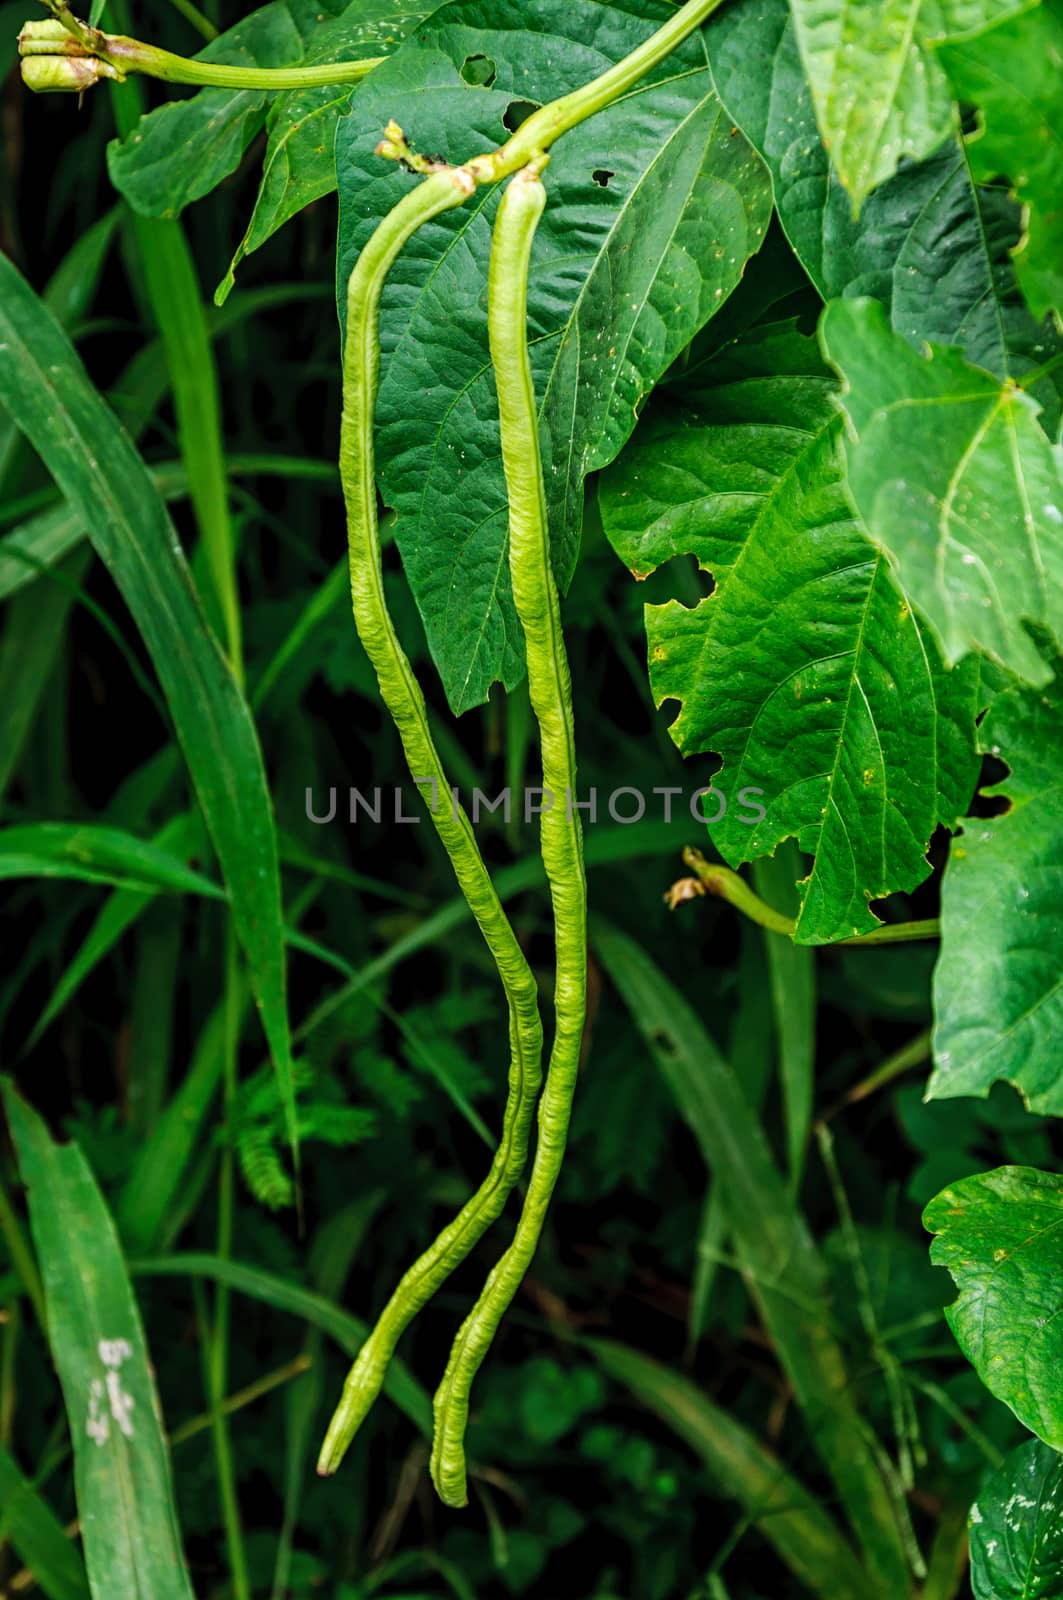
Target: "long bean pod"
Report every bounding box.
[430,165,588,1508]
[317,168,545,1476]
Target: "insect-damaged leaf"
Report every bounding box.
[599,323,981,943]
[1,1083,195,1600]
[925,1164,1063,1452]
[969,1437,1063,1600]
[335,0,772,712]
[929,662,1063,1113]
[822,298,1063,687]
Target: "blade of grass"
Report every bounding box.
[0,822,224,896]
[0,1441,89,1600]
[0,251,298,1168]
[131,1254,431,1434]
[1,1082,195,1600]
[752,845,815,1187]
[591,918,914,1598]
[0,549,89,805]
[588,1339,871,1600]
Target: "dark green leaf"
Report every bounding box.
[821,297,1063,686]
[940,2,1063,323]
[599,322,980,941]
[707,0,1062,419]
[925,1165,1063,1449]
[969,1437,1063,1600]
[0,253,298,1158]
[929,664,1063,1112]
[336,0,772,711]
[1,1083,195,1600]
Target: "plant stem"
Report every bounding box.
[24,4,383,90]
[681,848,940,947]
[839,1028,933,1109]
[0,1171,47,1331]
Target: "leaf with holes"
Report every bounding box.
[929,662,1063,1113]
[599,322,981,942]
[783,0,1032,210]
[706,0,1062,423]
[969,1438,1063,1600]
[335,0,773,711]
[925,1165,1063,1450]
[821,297,1063,686]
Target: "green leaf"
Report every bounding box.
[218,1,442,302]
[707,0,1062,418]
[940,2,1063,323]
[0,1441,90,1600]
[599,322,980,941]
[0,252,298,1160]
[929,665,1063,1113]
[821,296,1063,686]
[587,1339,873,1600]
[0,822,224,896]
[925,1164,1063,1450]
[107,2,306,219]
[336,0,772,711]
[1,1082,195,1600]
[785,0,1031,210]
[969,1437,1063,1600]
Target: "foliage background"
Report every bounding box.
[1,2,1061,1597]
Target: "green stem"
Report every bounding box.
[316,169,545,1477]
[682,848,940,947]
[23,5,382,90]
[0,1171,47,1331]
[836,1028,933,1110]
[430,164,588,1510]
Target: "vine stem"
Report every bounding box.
[20,5,382,91]
[430,164,588,1510]
[677,847,941,946]
[316,169,545,1478]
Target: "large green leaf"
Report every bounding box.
[336,0,773,711]
[707,0,1062,419]
[0,1441,90,1600]
[784,0,1030,210]
[969,1438,1063,1600]
[0,252,298,1157]
[821,297,1063,686]
[940,1,1063,324]
[925,1165,1063,1450]
[599,322,981,942]
[2,1083,195,1600]
[929,666,1063,1112]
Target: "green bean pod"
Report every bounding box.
[430,165,588,1507]
[318,168,545,1476]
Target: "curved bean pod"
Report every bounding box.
[318,168,545,1476]
[430,165,588,1507]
